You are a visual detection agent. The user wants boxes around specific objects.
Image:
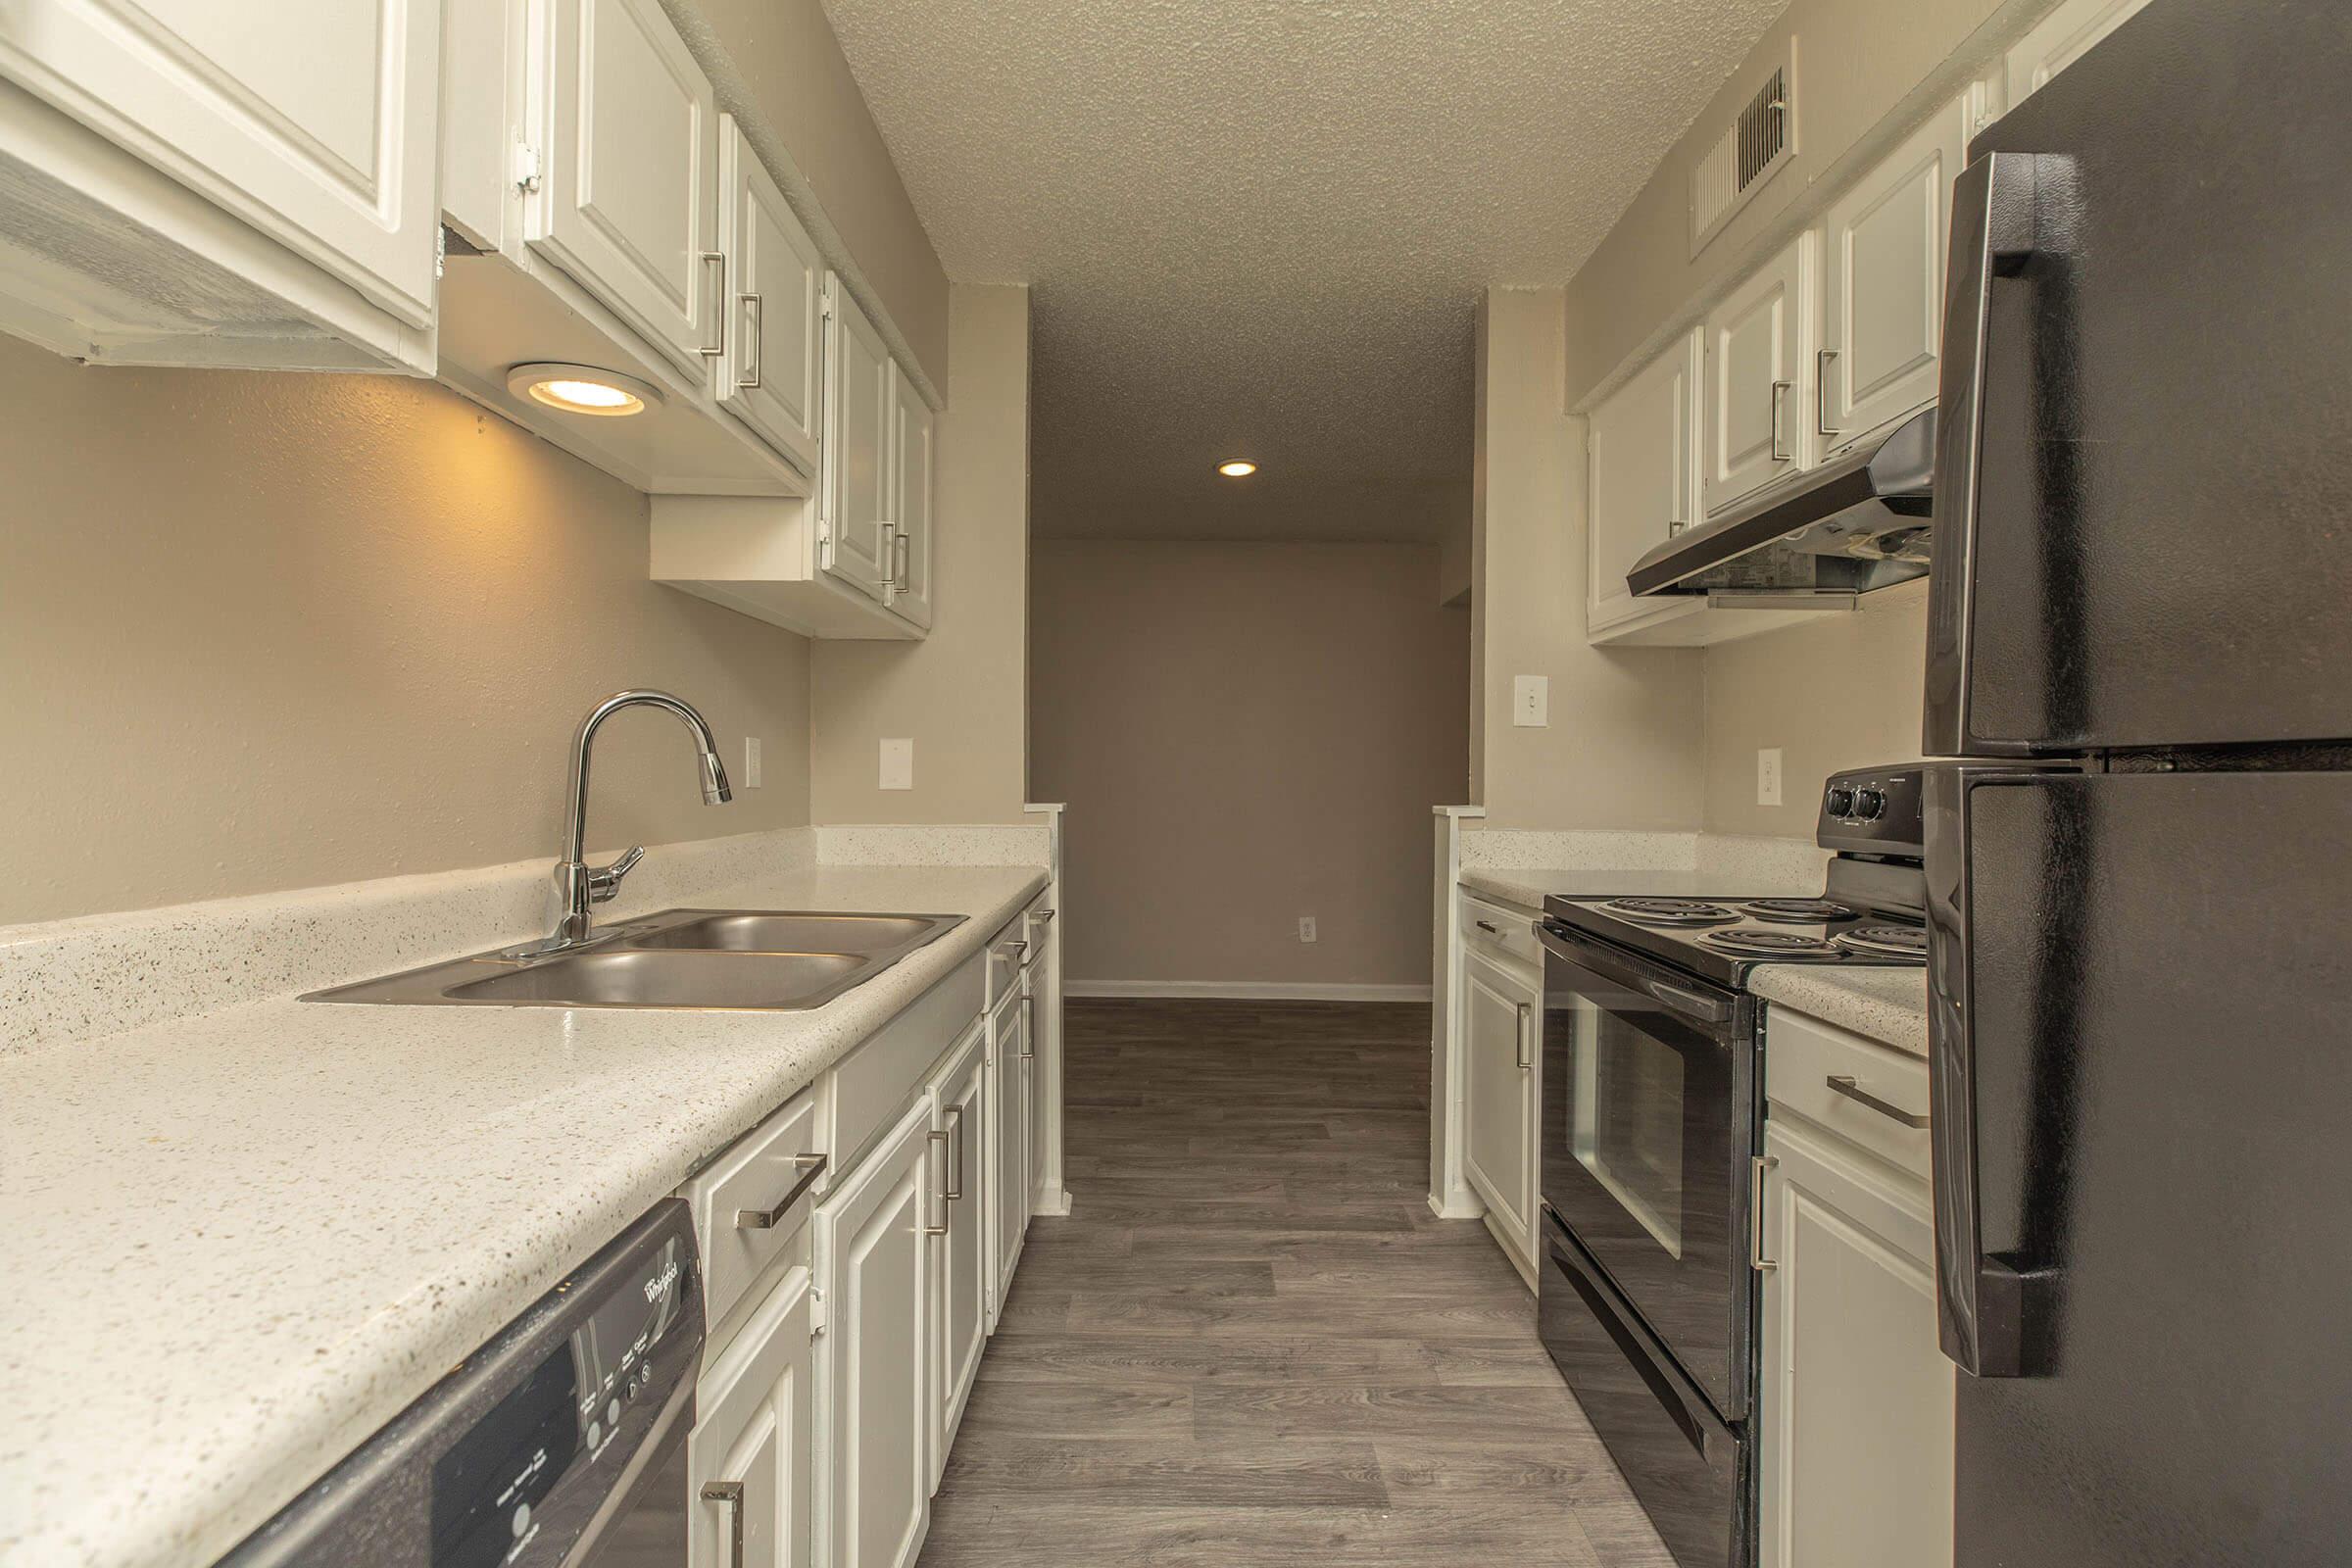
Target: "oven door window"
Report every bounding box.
[1541,939,1745,1417]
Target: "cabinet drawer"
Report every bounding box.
[1462,893,1543,971]
[827,950,985,1175]
[1765,1006,1932,1179]
[688,1085,826,1334]
[985,919,1033,1006]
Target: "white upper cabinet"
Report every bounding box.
[1587,330,1701,637]
[717,116,824,477]
[0,0,440,370]
[823,274,895,605]
[2006,0,2153,107]
[886,360,937,630]
[1820,98,1966,454]
[1703,231,1817,514]
[529,0,719,375]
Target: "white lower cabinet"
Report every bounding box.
[1460,944,1540,1272]
[1758,1010,1953,1568]
[813,1097,935,1568]
[927,1017,990,1484]
[988,976,1033,1312]
[690,1259,815,1568]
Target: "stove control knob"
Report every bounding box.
[1826,787,1856,817]
[1854,788,1886,820]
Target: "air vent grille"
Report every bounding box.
[1691,46,1796,254]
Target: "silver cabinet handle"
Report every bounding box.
[892,529,910,591]
[1474,918,1503,937]
[1032,907,1056,923]
[1770,378,1793,461]
[739,292,763,387]
[1750,1154,1778,1271]
[1826,1074,1929,1129]
[701,1480,745,1568]
[1019,993,1036,1058]
[734,1152,825,1230]
[1816,348,1838,437]
[1009,939,1029,963]
[876,521,897,591]
[699,252,726,358]
[924,1127,950,1236]
[1514,1001,1533,1070]
[943,1104,965,1200]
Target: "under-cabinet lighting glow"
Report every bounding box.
[506,362,663,418]
[1217,460,1258,477]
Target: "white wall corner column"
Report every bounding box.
[1429,805,1488,1220]
[1025,802,1072,1217]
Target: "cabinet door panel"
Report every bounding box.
[930,1024,988,1481]
[824,276,893,603]
[1758,1126,1953,1568]
[535,0,716,371]
[690,1267,813,1568]
[1822,100,1964,451]
[989,987,1031,1313]
[816,1100,932,1568]
[717,118,822,475]
[1703,233,1813,513]
[1587,330,1701,634]
[885,362,936,628]
[1461,951,1536,1254]
[0,0,440,322]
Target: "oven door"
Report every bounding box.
[1539,918,1754,1419]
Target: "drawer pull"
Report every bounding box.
[734,1152,826,1230]
[1474,918,1504,937]
[1825,1074,1929,1129]
[701,1480,745,1568]
[1514,1001,1533,1070]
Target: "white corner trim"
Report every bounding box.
[1065,979,1434,1004]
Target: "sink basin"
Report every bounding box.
[442,949,868,1010]
[303,906,967,1011]
[625,911,948,956]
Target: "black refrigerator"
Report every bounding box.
[1922,1,2352,1564]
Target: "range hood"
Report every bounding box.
[1627,407,1936,605]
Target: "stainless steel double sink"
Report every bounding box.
[304,909,966,1012]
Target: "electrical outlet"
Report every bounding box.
[1512,674,1549,728]
[742,736,762,789]
[880,738,913,791]
[1756,747,1784,807]
[1298,916,1318,944]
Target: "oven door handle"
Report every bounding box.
[1642,977,1732,1024]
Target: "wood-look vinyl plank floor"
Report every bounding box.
[916,998,1673,1567]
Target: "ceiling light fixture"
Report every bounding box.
[1217,459,1257,477]
[507,362,664,418]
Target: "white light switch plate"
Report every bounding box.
[743,736,762,789]
[880,738,913,791]
[1512,674,1549,728]
[1756,747,1784,807]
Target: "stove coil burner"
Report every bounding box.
[1601,898,1738,927]
[1700,929,1839,955]
[1835,923,1930,957]
[1741,898,1857,923]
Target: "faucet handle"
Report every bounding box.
[588,846,645,904]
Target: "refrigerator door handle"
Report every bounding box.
[1923,151,2064,759]
[1925,763,2065,1379]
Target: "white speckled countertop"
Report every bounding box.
[0,859,1047,1568]
[1749,965,1930,1056]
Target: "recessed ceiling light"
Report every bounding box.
[1217,459,1257,477]
[507,362,664,418]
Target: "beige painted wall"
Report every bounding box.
[1701,586,1929,836]
[812,284,1031,824]
[1475,288,1706,830]
[0,337,812,926]
[686,0,951,388]
[1030,541,1469,988]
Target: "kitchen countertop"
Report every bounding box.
[0,861,1047,1568]
[1750,964,1930,1057]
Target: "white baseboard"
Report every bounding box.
[1066,979,1433,1004]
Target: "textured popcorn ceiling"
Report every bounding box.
[822,0,1788,541]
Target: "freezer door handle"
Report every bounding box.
[1925,763,2064,1379]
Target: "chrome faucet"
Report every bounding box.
[520,690,733,956]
